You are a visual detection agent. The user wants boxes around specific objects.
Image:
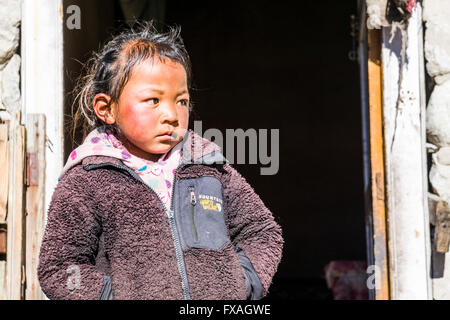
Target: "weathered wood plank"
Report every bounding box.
[0,261,5,300]
[381,3,431,299]
[0,224,5,300]
[435,201,450,253]
[367,28,390,300]
[22,0,65,230]
[6,121,26,300]
[0,225,5,255]
[25,114,46,300]
[0,124,9,223]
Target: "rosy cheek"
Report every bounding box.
[177,108,189,128]
[120,104,141,123]
[128,109,146,127]
[120,105,158,138]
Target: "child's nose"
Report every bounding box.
[160,102,178,124]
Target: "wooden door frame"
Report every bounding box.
[359,0,432,300]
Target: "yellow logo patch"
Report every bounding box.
[199,199,222,212]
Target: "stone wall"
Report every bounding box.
[0,0,21,299]
[0,0,21,119]
[423,0,450,300]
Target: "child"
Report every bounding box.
[38,22,283,300]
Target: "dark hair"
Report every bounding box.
[71,21,193,141]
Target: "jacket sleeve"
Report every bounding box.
[37,168,109,300]
[222,164,284,299]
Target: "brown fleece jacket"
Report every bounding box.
[37,130,283,300]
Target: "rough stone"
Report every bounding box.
[366,0,389,29]
[434,73,450,85]
[426,79,450,147]
[0,0,21,69]
[1,54,21,113]
[430,147,450,204]
[423,0,450,78]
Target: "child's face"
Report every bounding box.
[112,58,189,162]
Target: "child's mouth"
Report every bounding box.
[157,131,177,140]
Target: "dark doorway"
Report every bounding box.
[63,0,366,300]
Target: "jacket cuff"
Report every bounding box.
[99,275,114,300]
[236,247,264,300]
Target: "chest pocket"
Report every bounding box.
[175,176,229,251]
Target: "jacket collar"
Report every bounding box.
[81,129,227,168]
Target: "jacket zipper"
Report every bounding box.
[84,162,191,300]
[168,164,191,300]
[188,186,199,243]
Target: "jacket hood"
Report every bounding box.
[60,127,227,180]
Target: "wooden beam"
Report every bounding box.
[0,123,9,223]
[0,122,8,300]
[0,225,5,256]
[25,114,46,300]
[367,28,390,300]
[381,3,431,299]
[5,118,26,300]
[0,261,5,300]
[22,0,64,223]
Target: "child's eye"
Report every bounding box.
[146,98,159,105]
[177,99,189,107]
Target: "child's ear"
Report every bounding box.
[93,93,116,125]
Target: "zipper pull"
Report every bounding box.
[189,187,196,206]
[167,209,174,219]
